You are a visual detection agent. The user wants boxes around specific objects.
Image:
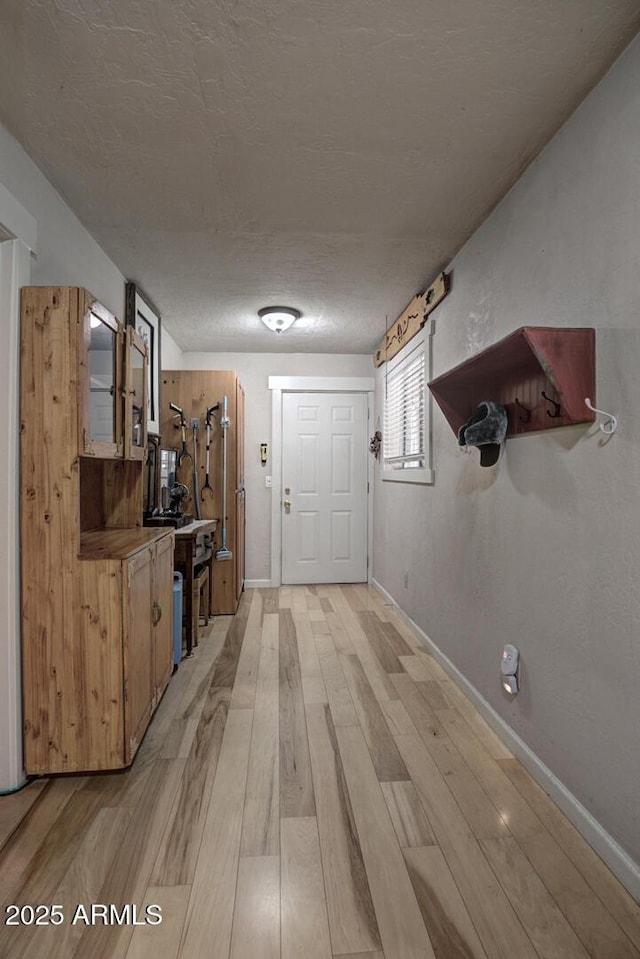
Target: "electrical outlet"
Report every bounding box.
[501,645,519,676]
[265,475,272,488]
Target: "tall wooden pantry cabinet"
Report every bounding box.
[161,370,245,614]
[20,287,174,774]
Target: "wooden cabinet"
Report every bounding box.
[75,287,147,460]
[79,292,124,458]
[122,535,173,762]
[161,370,246,615]
[151,534,175,707]
[20,287,174,774]
[124,546,155,760]
[124,326,148,460]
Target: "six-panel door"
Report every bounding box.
[281,391,369,584]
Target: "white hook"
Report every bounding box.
[585,398,618,435]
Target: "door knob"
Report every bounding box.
[283,499,291,513]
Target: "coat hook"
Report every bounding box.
[541,391,561,418]
[585,398,618,435]
[514,398,531,424]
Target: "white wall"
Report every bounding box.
[0,124,125,316]
[374,36,640,879]
[0,121,127,790]
[183,351,372,582]
[162,327,184,370]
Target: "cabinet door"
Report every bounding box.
[153,534,174,702]
[79,292,124,458]
[124,327,148,460]
[124,548,154,763]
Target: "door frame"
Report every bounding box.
[268,376,374,588]
[0,182,36,792]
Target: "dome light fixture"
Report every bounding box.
[258,306,301,334]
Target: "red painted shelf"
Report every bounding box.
[428,327,596,437]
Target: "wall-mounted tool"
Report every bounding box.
[191,418,201,520]
[202,404,219,500]
[260,442,268,466]
[217,395,233,562]
[169,403,192,467]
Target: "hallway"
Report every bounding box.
[0,586,638,958]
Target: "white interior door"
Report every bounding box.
[281,392,368,584]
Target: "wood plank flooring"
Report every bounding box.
[0,585,638,959]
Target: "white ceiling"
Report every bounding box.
[1,1,639,354]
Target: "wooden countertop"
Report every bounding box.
[174,518,217,538]
[79,526,174,560]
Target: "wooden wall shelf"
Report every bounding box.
[428,327,596,437]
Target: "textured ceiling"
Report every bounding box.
[1,1,639,353]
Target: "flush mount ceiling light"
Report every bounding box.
[258,306,301,334]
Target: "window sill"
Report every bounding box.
[382,467,434,485]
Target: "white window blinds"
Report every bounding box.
[384,342,426,470]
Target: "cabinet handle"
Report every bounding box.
[153,601,162,625]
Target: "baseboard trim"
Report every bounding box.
[0,775,28,796]
[371,577,640,902]
[244,579,272,589]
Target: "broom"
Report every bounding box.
[216,394,233,561]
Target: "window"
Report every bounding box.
[382,325,434,484]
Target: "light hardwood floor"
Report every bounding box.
[1,586,639,958]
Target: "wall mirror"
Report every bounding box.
[125,282,161,435]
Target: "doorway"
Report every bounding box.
[269,375,375,588]
[280,391,369,585]
[0,225,34,791]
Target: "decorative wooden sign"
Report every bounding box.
[374,272,449,367]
